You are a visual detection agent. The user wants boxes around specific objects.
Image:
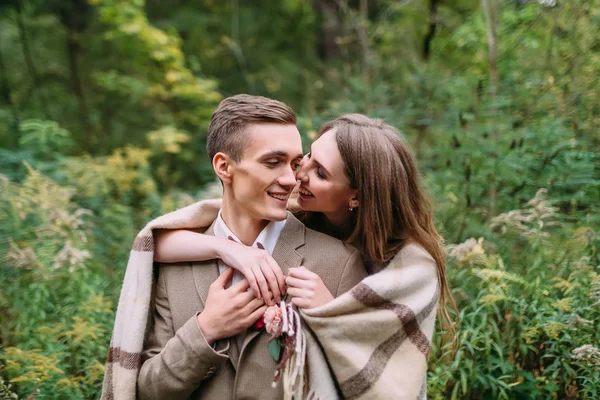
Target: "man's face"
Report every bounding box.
[228,123,303,222]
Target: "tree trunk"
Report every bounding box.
[315,0,340,60]
[15,0,51,119]
[482,0,499,97]
[0,33,20,146]
[423,0,440,61]
[481,0,500,217]
[60,0,95,151]
[358,0,370,104]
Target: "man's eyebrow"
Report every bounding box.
[259,150,304,159]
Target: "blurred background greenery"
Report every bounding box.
[0,0,598,398]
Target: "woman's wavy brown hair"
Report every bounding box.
[312,113,457,332]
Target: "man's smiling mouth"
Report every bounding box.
[268,192,290,201]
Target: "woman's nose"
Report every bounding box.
[296,164,309,182]
[299,154,308,167]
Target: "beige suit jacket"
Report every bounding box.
[137,213,367,400]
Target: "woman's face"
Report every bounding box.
[296,129,357,220]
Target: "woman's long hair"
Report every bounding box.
[313,114,457,332]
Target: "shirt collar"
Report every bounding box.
[213,209,286,255]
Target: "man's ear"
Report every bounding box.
[213,152,234,184]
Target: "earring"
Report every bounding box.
[349,207,354,211]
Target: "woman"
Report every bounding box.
[155,114,455,399]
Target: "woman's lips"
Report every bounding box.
[298,186,314,197]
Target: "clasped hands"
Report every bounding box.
[197,247,333,344]
[218,242,333,308]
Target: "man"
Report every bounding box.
[136,95,366,399]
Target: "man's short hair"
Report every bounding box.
[206,94,297,161]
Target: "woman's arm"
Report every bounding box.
[154,229,285,305]
[154,228,224,263]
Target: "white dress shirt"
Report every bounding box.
[212,210,286,349]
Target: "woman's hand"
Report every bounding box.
[216,240,286,306]
[154,229,285,305]
[285,266,334,309]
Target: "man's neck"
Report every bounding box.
[220,196,269,246]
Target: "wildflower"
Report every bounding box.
[53,241,91,272]
[572,344,600,367]
[522,327,539,344]
[480,293,504,305]
[552,298,573,312]
[591,280,600,307]
[5,240,39,270]
[447,237,485,264]
[543,321,567,341]
[489,188,558,240]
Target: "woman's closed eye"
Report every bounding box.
[305,153,326,179]
[316,167,326,180]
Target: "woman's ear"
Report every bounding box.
[213,152,233,184]
[349,192,359,209]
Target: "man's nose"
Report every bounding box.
[279,165,297,187]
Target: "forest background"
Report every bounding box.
[0,0,599,398]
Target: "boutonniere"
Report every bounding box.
[260,302,307,388]
[264,304,283,362]
[253,314,266,330]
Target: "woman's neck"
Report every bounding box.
[321,211,355,241]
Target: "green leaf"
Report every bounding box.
[269,339,281,362]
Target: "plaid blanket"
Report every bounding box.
[301,243,439,400]
[101,199,439,400]
[101,200,222,400]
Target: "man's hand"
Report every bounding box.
[286,266,334,309]
[218,240,285,306]
[197,268,267,345]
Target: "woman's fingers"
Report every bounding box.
[287,266,316,280]
[243,268,262,300]
[285,276,308,289]
[265,255,286,297]
[260,262,281,303]
[291,297,309,309]
[286,287,311,299]
[251,265,273,305]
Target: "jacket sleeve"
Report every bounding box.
[137,270,230,399]
[335,248,368,296]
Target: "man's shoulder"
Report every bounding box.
[303,226,358,260]
[281,212,357,259]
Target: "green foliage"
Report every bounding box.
[0,169,112,399]
[19,119,75,159]
[428,190,599,399]
[0,0,599,398]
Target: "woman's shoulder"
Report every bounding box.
[388,243,437,275]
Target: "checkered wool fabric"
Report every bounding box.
[101,196,439,400]
[301,243,439,400]
[101,199,222,400]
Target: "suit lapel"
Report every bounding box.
[239,213,305,356]
[271,213,305,278]
[190,222,240,368]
